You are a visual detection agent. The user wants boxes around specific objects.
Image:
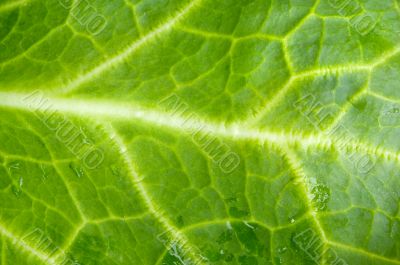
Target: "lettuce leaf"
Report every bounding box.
[0,0,400,264]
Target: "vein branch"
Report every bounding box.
[0,223,57,265]
[105,125,206,265]
[58,0,202,94]
[0,0,29,13]
[328,240,400,265]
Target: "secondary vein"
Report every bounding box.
[58,0,202,95]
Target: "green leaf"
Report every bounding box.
[0,0,400,264]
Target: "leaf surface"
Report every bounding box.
[1,0,400,264]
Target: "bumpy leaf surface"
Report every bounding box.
[0,0,400,264]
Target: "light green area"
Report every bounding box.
[0,0,400,264]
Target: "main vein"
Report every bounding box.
[0,91,398,163]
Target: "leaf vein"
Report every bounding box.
[58,0,202,95]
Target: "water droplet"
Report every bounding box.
[311,184,331,211]
[8,161,20,170]
[243,221,255,229]
[277,246,287,254]
[290,218,295,224]
[19,177,23,188]
[69,163,84,178]
[11,185,22,198]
